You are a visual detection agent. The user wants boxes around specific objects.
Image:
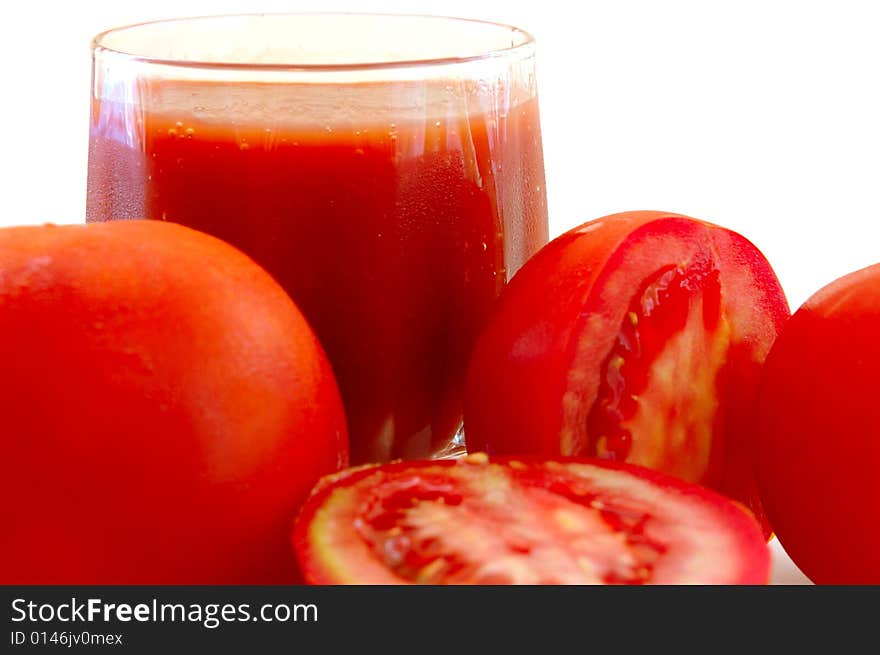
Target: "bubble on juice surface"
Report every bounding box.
[115,77,536,133]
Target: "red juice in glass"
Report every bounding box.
[86,15,549,463]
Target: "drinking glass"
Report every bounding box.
[86,13,549,464]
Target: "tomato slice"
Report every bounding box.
[292,454,770,584]
[464,211,789,534]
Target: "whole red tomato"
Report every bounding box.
[0,221,348,584]
[293,454,770,584]
[464,211,789,532]
[755,264,880,584]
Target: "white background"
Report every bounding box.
[3,0,855,583]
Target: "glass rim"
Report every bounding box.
[90,12,537,73]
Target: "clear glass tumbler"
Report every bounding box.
[86,13,549,464]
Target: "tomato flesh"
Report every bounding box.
[464,212,789,533]
[587,261,724,479]
[293,455,770,585]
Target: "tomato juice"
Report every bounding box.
[87,80,548,462]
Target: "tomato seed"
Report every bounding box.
[586,262,721,462]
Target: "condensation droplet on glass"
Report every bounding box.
[175,121,184,128]
[354,148,365,156]
[194,105,206,112]
[185,127,195,139]
[325,126,333,133]
[240,141,250,151]
[434,121,442,127]
[481,241,488,251]
[167,128,177,137]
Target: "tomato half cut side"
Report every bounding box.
[292,454,770,584]
[464,211,789,534]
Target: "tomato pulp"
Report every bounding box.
[293,454,770,584]
[464,212,789,533]
[87,81,548,463]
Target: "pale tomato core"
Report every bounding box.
[299,457,771,585]
[587,262,730,483]
[355,462,667,584]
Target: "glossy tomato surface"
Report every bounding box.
[464,211,789,533]
[0,221,348,583]
[756,265,880,584]
[293,454,770,584]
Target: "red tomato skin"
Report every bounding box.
[463,215,644,458]
[464,211,788,529]
[292,456,771,585]
[0,221,348,584]
[756,265,880,584]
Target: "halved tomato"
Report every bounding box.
[292,454,770,584]
[464,211,789,533]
